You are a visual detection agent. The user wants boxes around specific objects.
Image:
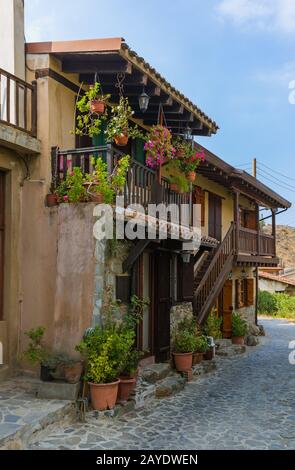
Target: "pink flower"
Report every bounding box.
[63,195,69,202]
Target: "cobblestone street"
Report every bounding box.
[27,318,295,450]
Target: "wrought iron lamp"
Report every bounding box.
[138,87,150,113]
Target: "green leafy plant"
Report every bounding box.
[75,82,109,137]
[111,155,130,192]
[203,309,223,339]
[169,173,190,193]
[173,330,197,353]
[55,167,88,203]
[195,335,209,353]
[76,326,135,384]
[258,290,295,319]
[23,326,46,365]
[122,295,150,331]
[232,313,248,337]
[105,96,144,143]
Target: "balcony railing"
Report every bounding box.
[0,68,37,137]
[238,226,275,257]
[51,145,192,225]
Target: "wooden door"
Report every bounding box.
[209,193,222,241]
[154,251,171,362]
[220,280,233,338]
[0,172,5,320]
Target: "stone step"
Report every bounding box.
[139,363,172,384]
[155,376,186,398]
[216,344,246,357]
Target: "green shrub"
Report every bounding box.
[195,335,208,353]
[203,310,222,339]
[232,313,248,337]
[174,330,197,353]
[258,290,278,315]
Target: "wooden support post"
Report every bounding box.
[233,190,240,254]
[272,209,276,258]
[256,203,260,255]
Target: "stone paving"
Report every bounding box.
[0,377,74,449]
[28,319,295,450]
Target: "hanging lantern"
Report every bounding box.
[138,88,150,113]
[184,124,192,140]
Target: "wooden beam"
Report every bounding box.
[62,59,132,74]
[122,239,151,273]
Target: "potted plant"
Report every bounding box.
[105,96,143,146]
[74,82,109,137]
[180,145,205,182]
[76,326,134,411]
[145,125,176,169]
[45,185,58,207]
[58,355,84,384]
[55,167,88,203]
[118,349,143,403]
[193,335,208,365]
[23,326,57,381]
[173,330,197,372]
[232,312,248,345]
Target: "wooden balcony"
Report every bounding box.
[236,226,277,266]
[51,145,193,225]
[0,68,37,137]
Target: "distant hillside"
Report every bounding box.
[263,224,295,268]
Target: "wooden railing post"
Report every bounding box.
[272,208,276,257]
[31,80,37,137]
[233,189,240,254]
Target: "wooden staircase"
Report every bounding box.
[193,222,236,324]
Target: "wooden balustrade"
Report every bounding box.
[0,68,37,136]
[238,226,275,257]
[51,145,193,225]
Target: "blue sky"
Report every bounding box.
[25,0,295,225]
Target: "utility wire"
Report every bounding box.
[256,171,295,193]
[258,161,295,183]
[257,166,295,191]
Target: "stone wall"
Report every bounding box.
[170,302,194,346]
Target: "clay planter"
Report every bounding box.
[173,352,193,372]
[204,347,215,361]
[170,183,179,193]
[192,352,204,365]
[40,365,55,382]
[117,377,136,402]
[114,133,129,146]
[64,362,83,384]
[90,99,105,114]
[186,171,196,182]
[88,380,120,411]
[46,194,58,207]
[83,182,104,203]
[232,336,245,345]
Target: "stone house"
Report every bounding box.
[0,0,291,378]
[259,271,295,296]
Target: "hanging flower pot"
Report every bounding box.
[186,171,196,182]
[176,149,185,158]
[114,132,129,147]
[90,99,105,115]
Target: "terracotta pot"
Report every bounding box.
[117,377,136,402]
[170,183,179,193]
[173,352,193,372]
[46,194,58,207]
[83,182,104,203]
[90,99,105,114]
[88,380,119,411]
[64,362,83,384]
[232,336,245,345]
[114,133,129,146]
[204,347,215,361]
[187,171,196,182]
[192,352,204,365]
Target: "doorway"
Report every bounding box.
[0,171,5,321]
[153,250,171,362]
[218,279,233,338]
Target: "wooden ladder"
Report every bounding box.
[193,222,236,324]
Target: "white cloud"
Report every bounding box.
[217,0,295,33]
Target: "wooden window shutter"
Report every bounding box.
[235,279,243,309]
[194,186,205,227]
[246,278,254,306]
[177,258,194,302]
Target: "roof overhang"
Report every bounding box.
[196,144,291,210]
[26,37,218,137]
